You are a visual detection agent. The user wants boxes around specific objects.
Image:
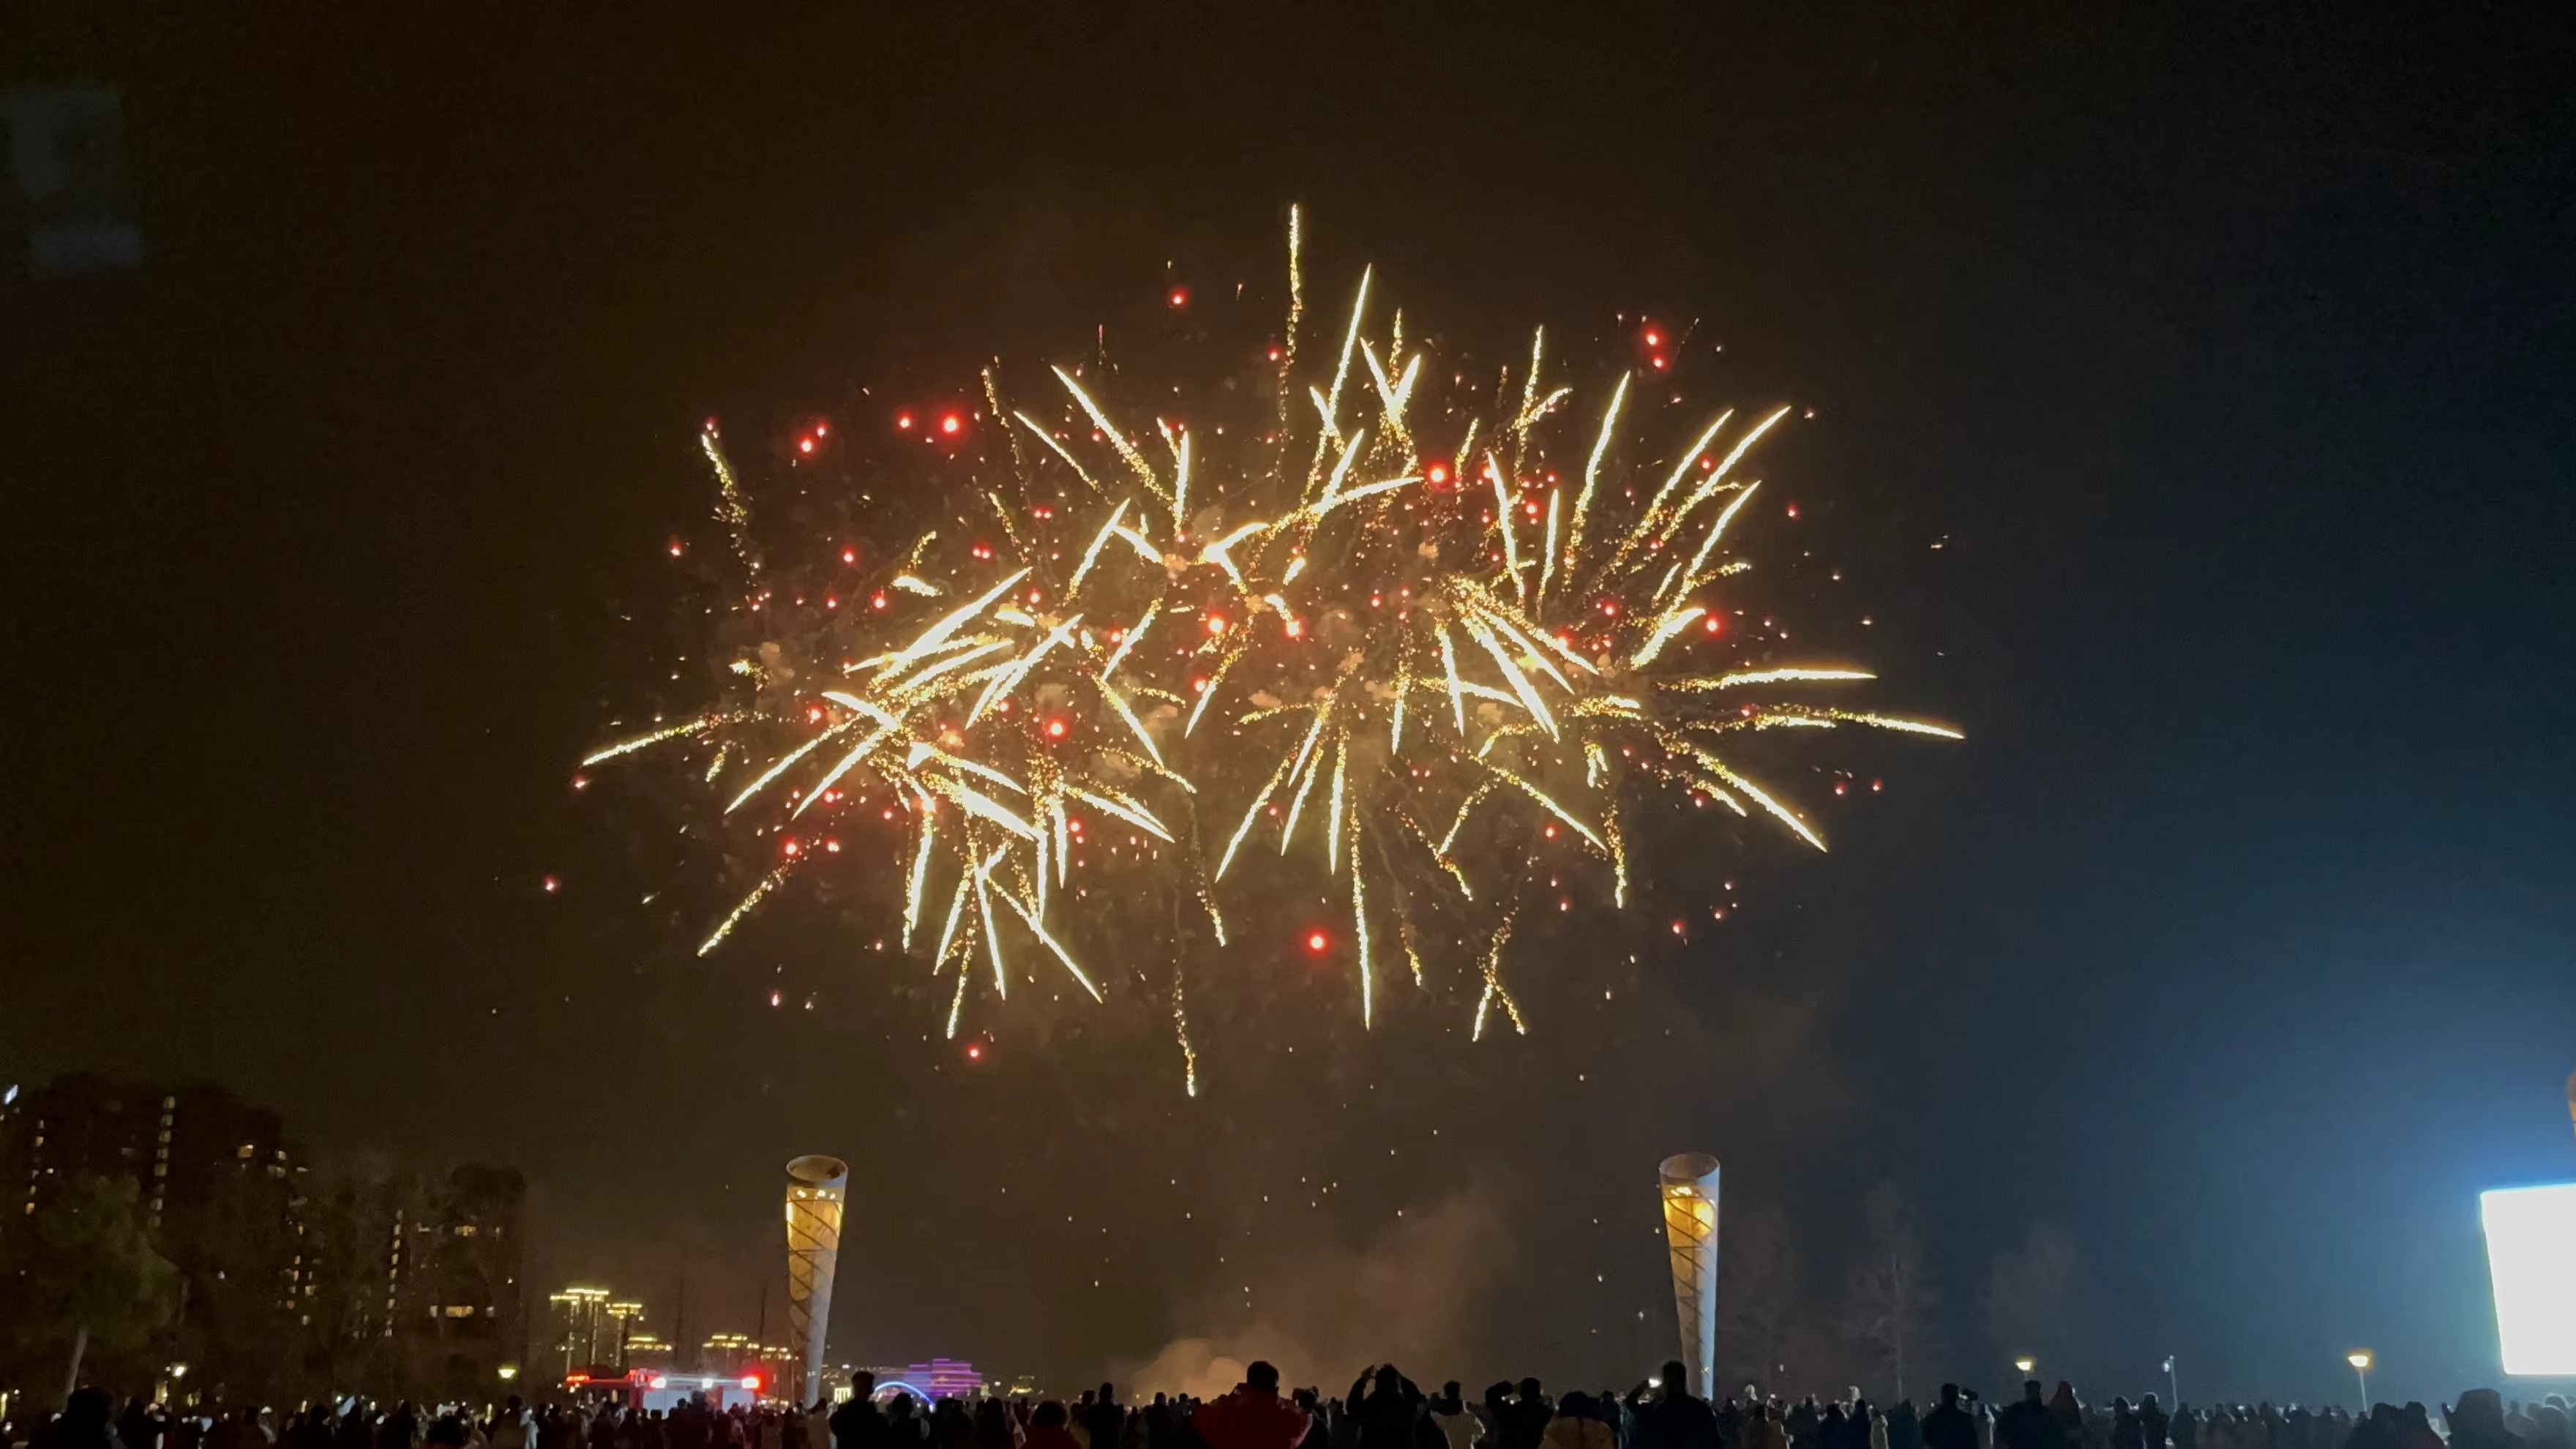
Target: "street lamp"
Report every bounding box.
[498,1366,520,1383]
[2163,1356,2179,1407]
[168,1364,187,1380]
[2347,1351,2373,1408]
[2014,1358,2036,1380]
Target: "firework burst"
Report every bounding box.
[584,207,1959,1090]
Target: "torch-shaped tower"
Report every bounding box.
[1658,1153,1723,1399]
[784,1156,850,1404]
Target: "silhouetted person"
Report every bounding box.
[2043,1389,2079,1449]
[966,1403,1013,1449]
[1424,1385,1475,1449]
[214,1407,272,1449]
[1920,1388,1974,1449]
[1025,1407,1082,1449]
[1499,1386,1551,1449]
[1629,1364,1718,1449]
[1285,1393,1326,1449]
[1197,1363,1312,1449]
[1543,1396,1611,1449]
[1081,1390,1126,1449]
[1817,1404,1855,1449]
[2449,1393,2524,1449]
[2135,1399,2165,1449]
[41,1389,124,1449]
[121,1400,161,1449]
[485,1400,528,1449]
[1476,1388,1514,1449]
[1884,1401,1919,1449]
[1344,1368,1424,1449]
[831,1380,887,1449]
[2111,1402,2141,1449]
[1788,1403,1820,1449]
[1744,1407,1787,1449]
[1996,1385,2056,1449]
[328,1411,367,1449]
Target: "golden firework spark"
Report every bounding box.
[585,208,1958,1084]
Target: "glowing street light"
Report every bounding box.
[2347,1351,2373,1408]
[2013,1357,2036,1379]
[498,1365,520,1382]
[167,1364,187,1381]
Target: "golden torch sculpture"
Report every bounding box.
[1659,1153,1723,1398]
[785,1155,850,1404]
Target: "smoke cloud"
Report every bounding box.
[1120,1188,1511,1399]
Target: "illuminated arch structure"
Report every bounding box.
[872,1382,929,1404]
[866,1360,986,1404]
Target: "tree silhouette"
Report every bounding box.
[1716,1201,1806,1396]
[1980,1221,2078,1374]
[1838,1183,1943,1401]
[10,1175,183,1395]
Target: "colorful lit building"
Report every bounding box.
[866,1360,986,1403]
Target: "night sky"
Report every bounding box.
[11,2,2576,1412]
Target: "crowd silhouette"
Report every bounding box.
[17,1363,2571,1449]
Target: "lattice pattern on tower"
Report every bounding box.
[1659,1153,1722,1398]
[785,1156,850,1404]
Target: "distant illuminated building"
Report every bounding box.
[550,1287,651,1373]
[551,1287,611,1375]
[388,1164,529,1399]
[610,1300,646,1328]
[0,1077,310,1392]
[703,1332,794,1382]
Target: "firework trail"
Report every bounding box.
[583,206,1959,1086]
